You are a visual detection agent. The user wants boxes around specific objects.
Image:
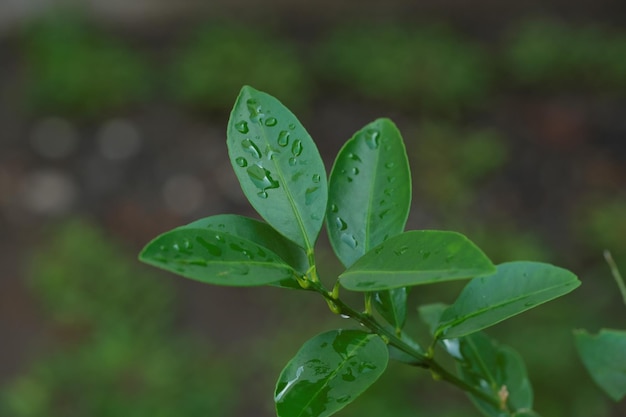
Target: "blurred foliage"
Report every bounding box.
[23,16,152,118]
[573,197,626,272]
[411,121,509,207]
[170,24,311,113]
[1,220,237,417]
[506,20,626,92]
[315,24,492,114]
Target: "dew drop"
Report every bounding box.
[378,209,390,219]
[235,157,248,167]
[351,167,359,175]
[183,239,192,250]
[159,245,167,251]
[247,164,279,194]
[341,233,358,248]
[289,157,297,166]
[330,203,338,213]
[291,140,303,156]
[196,237,222,257]
[364,129,380,150]
[374,246,384,254]
[235,121,249,134]
[305,186,320,205]
[258,191,268,199]
[215,234,224,242]
[172,243,181,251]
[387,176,396,183]
[289,123,296,130]
[277,131,290,147]
[242,139,262,159]
[312,173,321,183]
[385,162,395,169]
[264,117,277,126]
[347,153,362,162]
[394,245,409,256]
[335,217,348,231]
[246,99,265,122]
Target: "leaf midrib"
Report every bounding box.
[441,281,576,333]
[248,93,312,252]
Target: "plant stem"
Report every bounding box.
[308,280,504,410]
[604,250,626,307]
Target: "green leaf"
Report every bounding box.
[436,261,580,339]
[326,118,412,330]
[574,328,626,401]
[227,86,327,250]
[373,287,408,331]
[275,330,388,417]
[339,230,495,291]
[444,332,533,416]
[139,227,296,287]
[183,214,308,289]
[326,118,411,267]
[418,302,448,335]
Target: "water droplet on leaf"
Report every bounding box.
[312,174,321,183]
[242,139,261,159]
[247,164,279,195]
[335,217,348,231]
[330,203,338,213]
[277,131,290,147]
[291,140,303,156]
[235,121,249,134]
[341,233,358,248]
[364,129,380,150]
[235,157,248,167]
[264,117,277,126]
[246,99,265,122]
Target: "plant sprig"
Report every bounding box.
[140,86,580,417]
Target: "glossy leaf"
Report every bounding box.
[387,331,425,365]
[373,287,408,331]
[436,261,580,339]
[418,303,448,335]
[183,214,308,289]
[139,227,296,286]
[227,86,327,250]
[444,332,533,416]
[326,118,412,330]
[339,230,495,291]
[574,328,626,401]
[275,330,388,417]
[326,118,411,268]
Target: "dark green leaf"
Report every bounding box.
[444,332,533,416]
[183,214,308,289]
[326,118,411,267]
[418,303,448,336]
[339,231,495,291]
[227,86,327,250]
[139,227,296,286]
[574,328,626,401]
[326,118,412,330]
[436,261,580,339]
[387,331,425,365]
[373,287,408,331]
[275,330,388,417]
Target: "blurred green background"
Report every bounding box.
[0,1,625,416]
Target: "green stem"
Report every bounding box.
[308,280,504,410]
[604,250,626,307]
